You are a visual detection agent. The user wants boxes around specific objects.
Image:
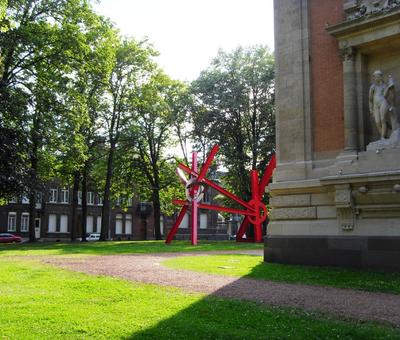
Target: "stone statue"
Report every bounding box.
[367,70,400,150]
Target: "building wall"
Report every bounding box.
[0,187,154,241]
[267,0,400,270]
[310,0,345,156]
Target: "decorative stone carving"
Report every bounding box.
[335,184,356,231]
[340,46,356,61]
[345,0,400,21]
[367,70,400,150]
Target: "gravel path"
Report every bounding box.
[43,252,400,327]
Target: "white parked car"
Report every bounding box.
[87,233,100,242]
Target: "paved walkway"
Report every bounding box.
[43,251,400,327]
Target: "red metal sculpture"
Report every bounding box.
[165,145,276,245]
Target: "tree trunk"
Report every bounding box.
[152,188,161,240]
[28,119,40,243]
[70,170,80,241]
[81,164,88,242]
[100,143,115,241]
[152,166,162,240]
[28,187,36,242]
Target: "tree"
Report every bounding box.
[0,0,112,241]
[168,82,193,165]
[191,46,275,201]
[130,72,179,239]
[99,38,156,241]
[56,15,117,241]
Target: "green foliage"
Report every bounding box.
[0,0,112,201]
[117,70,190,238]
[191,46,275,201]
[0,0,6,31]
[164,254,400,295]
[1,258,400,339]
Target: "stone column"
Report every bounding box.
[342,47,358,152]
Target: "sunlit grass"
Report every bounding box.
[1,258,399,339]
[0,240,263,257]
[163,254,400,294]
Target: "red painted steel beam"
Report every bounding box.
[165,205,188,244]
[258,154,276,197]
[177,163,254,211]
[173,199,257,216]
[191,152,198,245]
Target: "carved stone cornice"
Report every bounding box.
[344,0,400,21]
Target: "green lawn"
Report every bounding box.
[0,240,262,257]
[163,254,400,294]
[1,258,399,339]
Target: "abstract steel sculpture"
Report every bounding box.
[165,144,276,245]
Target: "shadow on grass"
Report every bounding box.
[128,263,400,339]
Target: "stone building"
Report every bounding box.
[266,0,400,270]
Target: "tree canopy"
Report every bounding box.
[1,1,275,242]
[191,46,275,201]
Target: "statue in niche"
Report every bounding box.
[367,70,400,150]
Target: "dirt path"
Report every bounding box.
[43,252,400,327]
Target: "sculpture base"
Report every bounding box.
[265,235,400,271]
[366,128,400,151]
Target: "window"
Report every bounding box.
[96,216,102,233]
[9,197,17,204]
[78,191,82,205]
[61,189,69,204]
[115,197,122,206]
[179,213,189,229]
[22,196,29,204]
[21,213,29,232]
[200,214,207,229]
[87,192,94,205]
[127,197,133,206]
[60,215,68,233]
[86,215,94,233]
[8,212,16,232]
[115,214,123,234]
[36,192,42,203]
[98,196,103,206]
[125,214,132,235]
[49,189,58,203]
[48,214,57,233]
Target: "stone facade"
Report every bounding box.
[266,0,400,270]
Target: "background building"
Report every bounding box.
[266,0,400,270]
[1,182,229,241]
[0,184,154,241]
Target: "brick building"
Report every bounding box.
[0,184,155,241]
[266,0,400,270]
[1,181,228,241]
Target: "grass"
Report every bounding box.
[0,240,263,257]
[1,258,400,339]
[163,254,400,294]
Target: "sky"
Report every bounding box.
[94,0,275,82]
